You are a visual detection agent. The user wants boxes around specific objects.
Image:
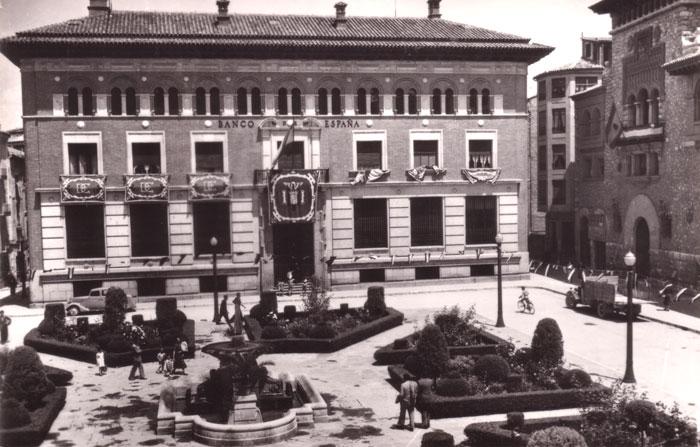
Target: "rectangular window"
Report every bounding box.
[68,143,98,175]
[65,205,105,259]
[410,197,443,246]
[575,76,598,93]
[137,278,166,297]
[551,78,566,98]
[633,153,647,176]
[73,280,102,297]
[277,141,305,170]
[415,267,440,280]
[471,265,495,276]
[583,157,593,178]
[359,269,385,283]
[354,199,388,249]
[130,203,169,257]
[649,152,659,175]
[537,80,546,100]
[538,111,547,136]
[552,108,566,133]
[552,180,566,205]
[552,144,566,170]
[356,141,383,170]
[468,140,493,169]
[132,143,162,174]
[193,202,231,256]
[199,276,228,293]
[537,145,547,172]
[195,142,224,173]
[537,180,547,211]
[413,140,438,167]
[465,196,497,245]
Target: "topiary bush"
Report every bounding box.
[38,303,67,336]
[0,397,31,429]
[623,399,658,432]
[527,426,588,447]
[435,377,470,397]
[249,304,265,321]
[446,355,474,377]
[260,291,278,315]
[558,369,592,390]
[531,318,564,368]
[102,287,128,332]
[421,430,454,447]
[283,305,296,320]
[416,324,450,379]
[506,411,525,430]
[473,354,510,384]
[2,346,55,410]
[403,354,423,377]
[364,286,386,316]
[154,297,186,346]
[156,297,178,322]
[261,325,287,339]
[308,323,336,339]
[44,303,66,322]
[393,338,410,350]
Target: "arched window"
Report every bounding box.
[356,88,367,115]
[278,88,288,115]
[210,87,221,115]
[110,87,122,116]
[407,88,418,115]
[237,87,248,115]
[125,88,137,115]
[153,88,165,116]
[67,88,79,116]
[627,94,637,127]
[481,88,491,114]
[331,88,342,115]
[695,81,700,122]
[82,87,94,116]
[168,88,179,115]
[291,88,302,115]
[581,110,591,137]
[195,87,206,115]
[317,88,328,115]
[469,89,478,114]
[445,89,455,114]
[370,88,381,115]
[395,88,405,115]
[251,87,262,115]
[592,108,601,135]
[432,88,442,114]
[650,89,660,126]
[638,88,649,126]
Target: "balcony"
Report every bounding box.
[254,169,329,186]
[124,174,169,202]
[619,123,664,144]
[59,175,106,203]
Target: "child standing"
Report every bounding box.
[156,348,166,374]
[96,348,106,376]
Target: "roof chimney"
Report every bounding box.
[334,2,348,28]
[428,0,442,19]
[217,0,231,22]
[88,0,112,17]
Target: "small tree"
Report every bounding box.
[530,318,564,368]
[415,324,449,380]
[2,346,55,410]
[302,281,330,324]
[102,287,127,333]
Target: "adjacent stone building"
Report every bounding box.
[0,0,551,304]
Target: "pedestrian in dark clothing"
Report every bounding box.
[173,338,187,375]
[0,310,11,344]
[128,343,145,380]
[218,294,230,325]
[6,273,17,296]
[394,374,418,431]
[662,291,672,311]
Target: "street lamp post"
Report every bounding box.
[623,250,636,384]
[211,236,220,323]
[495,233,505,328]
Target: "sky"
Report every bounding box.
[0,0,611,130]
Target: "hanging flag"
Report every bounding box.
[544,264,550,277]
[270,120,296,169]
[425,252,430,263]
[367,169,390,182]
[104,263,110,274]
[67,267,74,279]
[350,171,366,185]
[391,255,396,266]
[567,268,576,282]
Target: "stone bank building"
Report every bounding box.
[0,0,551,303]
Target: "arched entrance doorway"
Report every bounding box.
[579,216,590,267]
[635,218,650,276]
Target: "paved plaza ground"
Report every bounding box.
[1,275,699,446]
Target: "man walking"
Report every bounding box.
[128,343,145,380]
[394,374,418,431]
[0,310,11,344]
[5,273,17,297]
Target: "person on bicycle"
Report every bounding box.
[519,286,531,305]
[518,286,534,313]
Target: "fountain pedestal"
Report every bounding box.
[228,394,262,425]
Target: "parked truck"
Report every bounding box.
[565,278,641,319]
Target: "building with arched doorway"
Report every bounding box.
[573,0,700,288]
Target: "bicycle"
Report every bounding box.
[517,296,535,314]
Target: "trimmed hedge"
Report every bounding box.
[374,329,509,365]
[44,365,73,386]
[464,416,584,447]
[388,365,609,419]
[24,319,196,367]
[244,308,404,353]
[0,387,67,447]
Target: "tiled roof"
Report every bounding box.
[569,83,605,99]
[663,52,700,75]
[1,10,553,64]
[534,59,604,80]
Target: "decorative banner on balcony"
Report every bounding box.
[60,175,106,203]
[268,170,320,224]
[188,174,231,201]
[461,168,501,184]
[125,174,169,202]
[406,166,447,182]
[350,169,391,185]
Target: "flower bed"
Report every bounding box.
[463,416,584,447]
[244,308,404,353]
[0,387,67,447]
[373,330,508,365]
[24,319,195,367]
[388,365,609,419]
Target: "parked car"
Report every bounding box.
[66,287,137,316]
